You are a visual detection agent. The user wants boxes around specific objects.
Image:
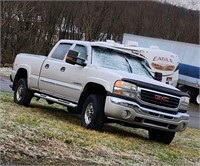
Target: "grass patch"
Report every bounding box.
[0,92,199,165]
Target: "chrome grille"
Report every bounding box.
[140,89,180,108]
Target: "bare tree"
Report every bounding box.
[1,1,40,62]
[1,1,199,65]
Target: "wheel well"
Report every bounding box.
[13,68,28,90]
[77,83,107,113]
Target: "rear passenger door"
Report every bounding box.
[39,43,73,95]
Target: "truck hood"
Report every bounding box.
[96,67,188,97]
[111,69,177,89]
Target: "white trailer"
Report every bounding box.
[122,34,200,103]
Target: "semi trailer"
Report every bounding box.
[122,34,200,103]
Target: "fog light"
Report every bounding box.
[121,110,130,119]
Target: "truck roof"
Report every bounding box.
[58,39,144,59]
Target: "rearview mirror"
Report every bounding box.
[154,72,162,81]
[66,50,86,67]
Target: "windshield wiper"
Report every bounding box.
[124,56,133,73]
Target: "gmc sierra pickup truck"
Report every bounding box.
[10,40,190,144]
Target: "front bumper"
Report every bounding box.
[104,96,189,132]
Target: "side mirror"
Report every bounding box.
[66,50,86,67]
[154,72,162,81]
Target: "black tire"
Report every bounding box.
[81,94,105,131]
[148,129,175,144]
[46,100,54,105]
[179,86,198,103]
[185,88,198,103]
[14,78,33,107]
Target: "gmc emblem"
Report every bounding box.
[154,95,169,102]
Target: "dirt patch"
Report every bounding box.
[188,103,199,111]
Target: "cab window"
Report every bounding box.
[73,45,87,60]
[51,43,72,60]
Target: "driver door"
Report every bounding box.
[53,44,88,102]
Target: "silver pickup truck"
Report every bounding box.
[10,40,190,144]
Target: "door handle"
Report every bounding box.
[45,64,49,69]
[60,67,66,72]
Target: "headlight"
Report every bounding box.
[113,80,137,98]
[179,96,190,110]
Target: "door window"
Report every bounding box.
[73,45,87,60]
[51,43,72,60]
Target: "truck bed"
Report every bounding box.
[12,53,47,90]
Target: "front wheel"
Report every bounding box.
[81,95,106,131]
[14,78,33,107]
[148,129,175,144]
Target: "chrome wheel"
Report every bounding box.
[81,95,105,130]
[16,84,24,101]
[14,79,33,106]
[84,103,94,125]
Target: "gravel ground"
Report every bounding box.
[0,67,12,77]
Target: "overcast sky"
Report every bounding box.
[155,0,200,10]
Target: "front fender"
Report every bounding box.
[85,77,112,92]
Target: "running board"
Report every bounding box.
[34,93,77,108]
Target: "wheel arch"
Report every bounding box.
[13,68,28,90]
[77,82,107,113]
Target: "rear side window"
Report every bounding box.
[51,43,72,60]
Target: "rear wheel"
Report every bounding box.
[185,88,198,103]
[81,95,105,131]
[179,86,198,103]
[14,78,33,107]
[148,129,175,144]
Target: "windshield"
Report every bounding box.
[92,46,152,78]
